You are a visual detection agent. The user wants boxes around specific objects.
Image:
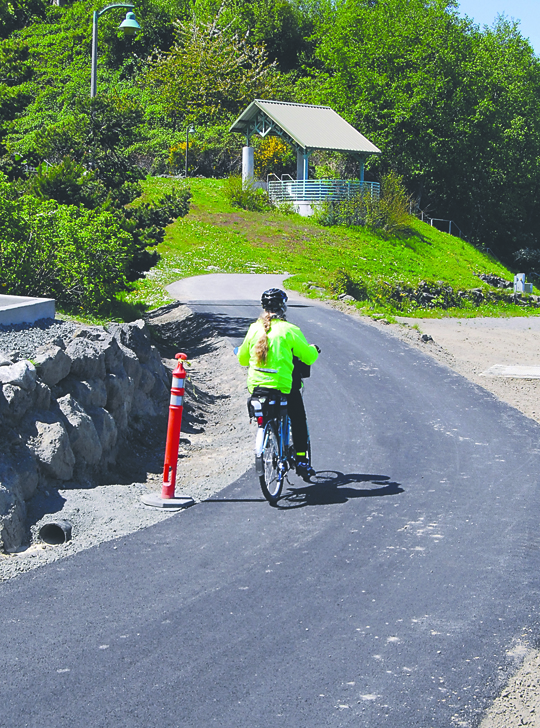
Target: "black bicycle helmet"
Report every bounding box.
[261,288,288,313]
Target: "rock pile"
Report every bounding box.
[0,320,170,552]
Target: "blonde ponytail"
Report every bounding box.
[254,310,285,365]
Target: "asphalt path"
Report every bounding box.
[2,282,540,728]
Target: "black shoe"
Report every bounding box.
[296,461,315,481]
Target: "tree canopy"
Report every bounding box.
[1,0,540,261]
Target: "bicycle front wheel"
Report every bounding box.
[259,422,284,504]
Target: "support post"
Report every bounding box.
[242,146,254,187]
[296,149,304,180]
[91,11,98,98]
[296,149,309,181]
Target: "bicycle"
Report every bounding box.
[250,389,311,505]
[235,345,317,505]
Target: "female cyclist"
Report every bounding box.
[237,288,319,480]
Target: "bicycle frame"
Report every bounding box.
[250,386,311,504]
[250,392,294,503]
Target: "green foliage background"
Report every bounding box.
[1,0,540,312]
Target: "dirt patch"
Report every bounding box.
[193,208,326,248]
[387,314,540,426]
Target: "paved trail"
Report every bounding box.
[2,278,540,728]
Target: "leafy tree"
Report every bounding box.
[303,0,540,260]
[192,0,312,71]
[143,16,284,128]
[513,248,540,274]
[0,0,47,39]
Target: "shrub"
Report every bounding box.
[122,184,192,280]
[313,171,411,234]
[0,173,193,313]
[224,175,268,212]
[377,171,412,234]
[331,269,369,301]
[272,199,295,215]
[0,184,134,312]
[254,136,294,179]
[27,157,107,208]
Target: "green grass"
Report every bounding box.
[124,177,540,319]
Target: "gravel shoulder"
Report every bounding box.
[2,299,540,726]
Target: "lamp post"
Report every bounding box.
[91,4,140,97]
[185,124,195,178]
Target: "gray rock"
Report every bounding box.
[146,345,164,372]
[105,371,135,430]
[150,375,169,405]
[118,344,141,386]
[89,406,118,460]
[5,448,39,502]
[0,361,36,391]
[33,380,51,411]
[0,316,174,548]
[34,345,71,386]
[65,338,106,380]
[71,326,106,342]
[99,335,125,374]
[139,367,156,395]
[57,394,102,465]
[131,390,158,421]
[0,386,8,417]
[62,377,108,409]
[109,320,153,364]
[27,419,75,481]
[0,464,26,552]
[3,384,34,421]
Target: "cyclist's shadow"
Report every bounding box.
[275,471,403,509]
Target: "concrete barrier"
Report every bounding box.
[0,295,55,326]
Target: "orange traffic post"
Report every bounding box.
[141,353,194,509]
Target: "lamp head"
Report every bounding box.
[119,11,140,36]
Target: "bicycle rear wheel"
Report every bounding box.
[259,422,284,504]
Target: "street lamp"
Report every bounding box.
[91,4,141,97]
[185,124,195,178]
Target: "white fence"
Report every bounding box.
[267,178,381,205]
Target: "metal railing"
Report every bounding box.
[416,209,463,238]
[267,178,380,204]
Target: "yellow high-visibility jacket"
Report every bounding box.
[238,318,318,394]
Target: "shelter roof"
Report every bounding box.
[230,100,381,155]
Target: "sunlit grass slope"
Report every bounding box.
[128,177,537,319]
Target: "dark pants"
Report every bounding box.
[249,384,309,455]
[287,386,309,455]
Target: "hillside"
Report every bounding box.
[127,177,538,319]
[2,0,540,267]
